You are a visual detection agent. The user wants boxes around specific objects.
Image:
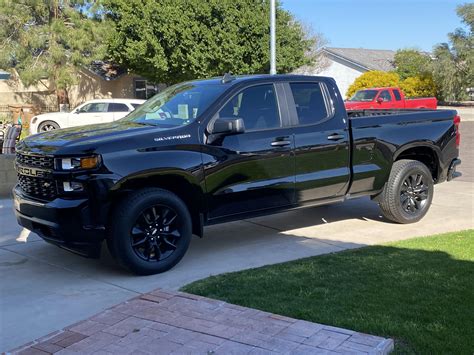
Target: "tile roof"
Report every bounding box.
[323,47,396,72]
[86,61,127,81]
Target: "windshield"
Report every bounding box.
[349,90,378,102]
[121,83,226,127]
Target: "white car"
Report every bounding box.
[30,98,146,134]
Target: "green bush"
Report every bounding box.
[0,112,13,125]
[346,71,400,98]
[400,75,437,98]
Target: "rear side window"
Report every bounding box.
[218,84,280,131]
[290,82,329,125]
[379,90,392,102]
[393,90,402,101]
[108,103,130,112]
[131,104,141,109]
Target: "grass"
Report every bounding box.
[182,230,474,354]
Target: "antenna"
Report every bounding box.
[221,73,235,84]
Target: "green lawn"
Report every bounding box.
[182,230,474,354]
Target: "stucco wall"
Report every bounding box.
[67,70,140,107]
[317,60,365,99]
[0,76,57,107]
[294,55,366,99]
[0,70,140,109]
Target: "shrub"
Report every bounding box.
[0,112,13,125]
[346,71,400,98]
[394,49,433,80]
[400,75,437,98]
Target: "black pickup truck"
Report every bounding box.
[13,75,461,275]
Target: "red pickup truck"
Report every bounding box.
[345,87,437,110]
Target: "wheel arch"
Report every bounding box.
[393,144,441,182]
[37,119,61,133]
[109,171,205,237]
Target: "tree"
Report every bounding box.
[394,49,432,80]
[346,71,400,98]
[400,75,437,98]
[0,0,112,108]
[103,0,316,84]
[432,3,473,101]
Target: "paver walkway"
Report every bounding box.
[11,289,393,354]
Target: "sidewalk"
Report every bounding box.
[11,289,393,354]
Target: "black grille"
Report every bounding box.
[17,175,57,200]
[16,153,54,169]
[16,152,57,200]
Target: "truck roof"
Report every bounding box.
[358,87,400,91]
[189,74,334,86]
[84,98,146,104]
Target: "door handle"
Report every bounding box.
[327,133,344,141]
[271,140,291,147]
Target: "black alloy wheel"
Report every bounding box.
[400,173,429,214]
[131,205,181,262]
[378,159,434,224]
[108,188,192,275]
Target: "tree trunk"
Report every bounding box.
[56,88,70,112]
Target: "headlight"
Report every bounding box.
[58,155,101,170]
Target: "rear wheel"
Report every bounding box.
[108,188,192,275]
[38,121,60,132]
[379,159,434,224]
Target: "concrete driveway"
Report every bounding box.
[1,122,473,352]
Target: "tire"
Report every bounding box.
[108,188,192,275]
[38,120,60,132]
[378,159,434,224]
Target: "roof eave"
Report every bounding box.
[322,48,370,72]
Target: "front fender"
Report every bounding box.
[103,148,207,235]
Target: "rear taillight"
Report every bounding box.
[454,115,461,147]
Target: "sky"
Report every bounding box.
[281,0,468,52]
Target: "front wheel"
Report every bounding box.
[108,188,192,275]
[38,120,60,132]
[378,159,434,224]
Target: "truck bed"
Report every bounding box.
[347,108,438,118]
[346,108,458,196]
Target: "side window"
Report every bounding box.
[134,79,160,99]
[131,104,141,110]
[81,103,108,113]
[290,82,329,125]
[379,90,392,102]
[219,84,280,131]
[108,103,130,112]
[393,90,402,101]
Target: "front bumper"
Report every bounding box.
[13,186,106,257]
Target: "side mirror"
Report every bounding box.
[211,117,245,135]
[74,108,81,114]
[376,97,384,104]
[208,117,245,144]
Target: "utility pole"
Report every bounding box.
[270,0,276,75]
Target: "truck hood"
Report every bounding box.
[17,121,165,155]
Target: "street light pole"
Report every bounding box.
[270,0,276,75]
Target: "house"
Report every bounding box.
[0,61,162,112]
[295,47,396,98]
